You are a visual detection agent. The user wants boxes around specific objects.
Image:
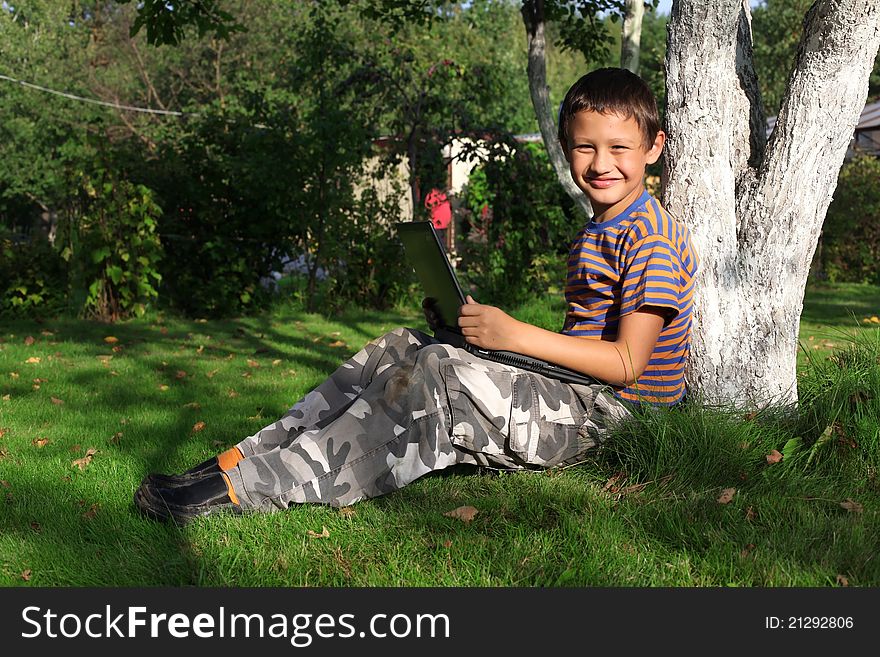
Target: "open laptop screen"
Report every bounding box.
[395,221,466,331]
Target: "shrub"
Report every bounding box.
[0,230,68,318]
[820,155,880,285]
[456,142,577,307]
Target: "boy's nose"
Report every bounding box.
[589,150,612,175]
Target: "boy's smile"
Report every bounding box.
[563,110,665,223]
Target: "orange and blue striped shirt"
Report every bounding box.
[562,190,698,406]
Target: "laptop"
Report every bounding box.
[395,221,600,387]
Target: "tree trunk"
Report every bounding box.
[663,0,880,407]
[521,0,592,219]
[621,0,645,73]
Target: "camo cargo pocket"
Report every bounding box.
[442,360,612,468]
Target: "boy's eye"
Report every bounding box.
[611,145,628,151]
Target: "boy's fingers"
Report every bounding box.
[465,294,478,304]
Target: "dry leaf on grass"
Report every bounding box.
[24,336,35,346]
[840,498,863,514]
[109,432,123,445]
[71,448,98,471]
[0,427,9,438]
[444,505,479,523]
[191,421,207,433]
[328,341,347,348]
[175,370,187,379]
[32,437,49,448]
[2,394,10,401]
[21,569,31,582]
[103,336,118,344]
[717,487,737,504]
[246,359,260,368]
[82,503,99,520]
[338,507,356,518]
[158,384,169,391]
[766,449,783,464]
[183,402,202,410]
[26,357,41,364]
[745,506,756,521]
[836,574,850,586]
[50,397,64,405]
[308,526,330,539]
[30,521,41,532]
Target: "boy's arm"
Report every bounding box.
[457,296,665,387]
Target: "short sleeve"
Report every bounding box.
[619,234,683,324]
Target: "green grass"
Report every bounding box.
[1,285,879,587]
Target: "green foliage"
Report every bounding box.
[458,141,575,306]
[118,0,245,46]
[820,155,880,285]
[58,169,164,321]
[0,230,68,317]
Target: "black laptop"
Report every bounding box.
[395,221,599,387]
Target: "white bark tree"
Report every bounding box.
[621,0,645,73]
[663,0,880,407]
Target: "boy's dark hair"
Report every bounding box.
[557,67,661,150]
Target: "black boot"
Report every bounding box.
[134,471,241,524]
[143,457,222,488]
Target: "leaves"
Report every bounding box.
[71,448,98,471]
[191,421,207,433]
[21,569,32,582]
[32,437,50,448]
[50,397,64,405]
[444,505,479,523]
[717,488,737,505]
[840,498,863,514]
[103,336,119,344]
[765,449,783,464]
[25,357,41,364]
[308,526,330,539]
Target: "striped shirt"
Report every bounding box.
[562,190,698,406]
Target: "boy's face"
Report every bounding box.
[562,109,665,221]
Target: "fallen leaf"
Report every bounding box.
[158,384,169,391]
[442,540,453,548]
[444,505,479,523]
[183,402,202,410]
[272,359,282,366]
[50,397,64,405]
[2,394,10,401]
[0,480,9,487]
[191,421,207,433]
[160,327,169,335]
[71,448,98,471]
[30,521,41,532]
[328,340,347,348]
[745,505,756,521]
[21,569,31,582]
[308,525,330,539]
[40,330,53,337]
[108,432,123,445]
[82,503,99,520]
[241,371,252,379]
[206,369,219,379]
[246,359,260,368]
[602,472,625,493]
[25,357,41,364]
[227,389,239,398]
[175,370,187,379]
[717,487,737,504]
[338,507,356,518]
[739,543,756,558]
[766,449,783,464]
[24,336,35,346]
[9,372,19,379]
[0,428,8,438]
[103,336,118,344]
[0,447,8,460]
[840,498,863,514]
[836,574,850,586]
[32,437,49,448]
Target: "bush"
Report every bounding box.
[57,170,163,322]
[820,155,880,284]
[0,230,68,318]
[456,142,577,307]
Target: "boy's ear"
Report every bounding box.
[646,130,666,165]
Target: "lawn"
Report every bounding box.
[0,284,878,587]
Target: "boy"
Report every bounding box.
[134,67,698,523]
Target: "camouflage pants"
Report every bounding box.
[224,328,630,512]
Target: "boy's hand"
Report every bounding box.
[457,295,521,351]
[422,297,443,331]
